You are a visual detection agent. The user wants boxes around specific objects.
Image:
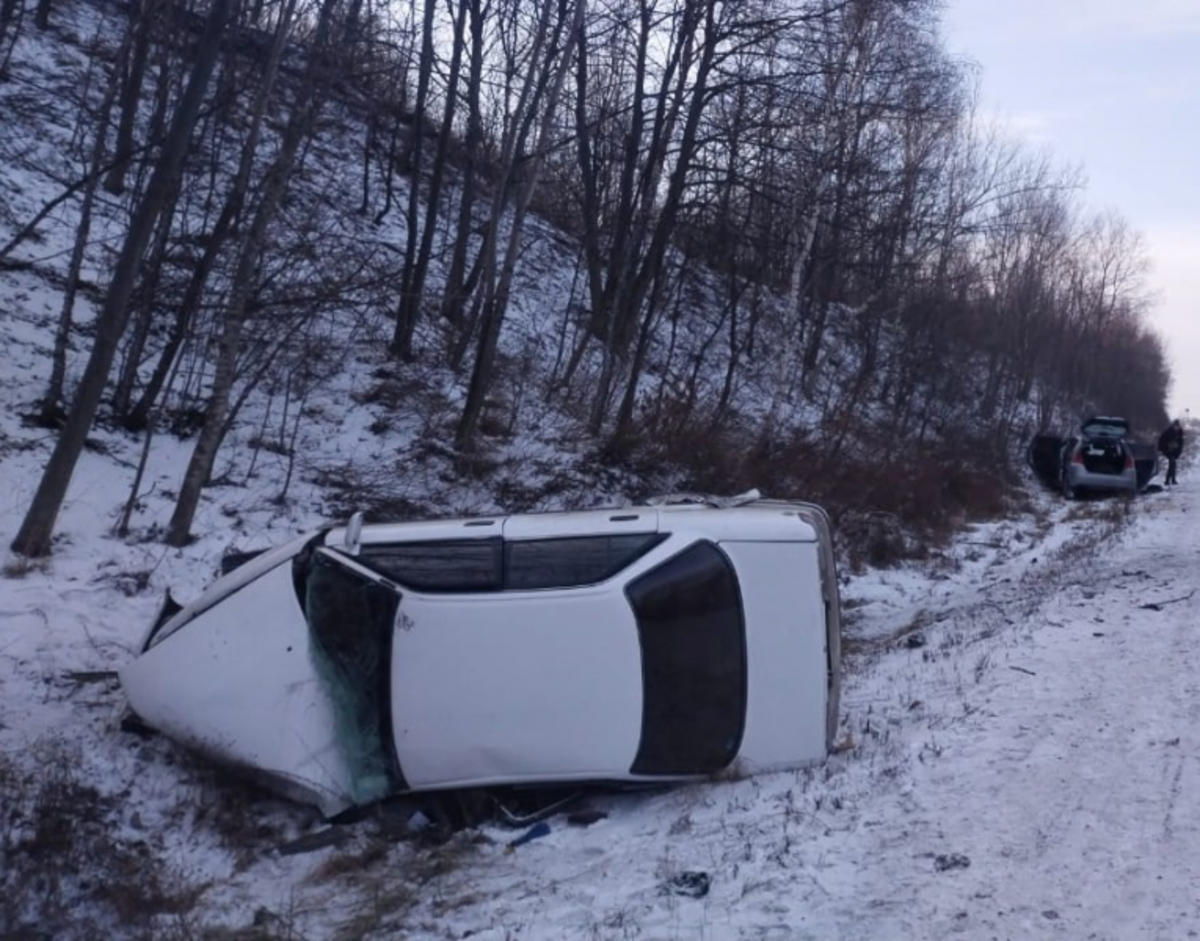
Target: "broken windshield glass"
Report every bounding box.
[304,550,405,805]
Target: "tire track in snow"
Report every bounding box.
[875,486,1200,940]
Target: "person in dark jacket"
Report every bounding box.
[1158,419,1184,485]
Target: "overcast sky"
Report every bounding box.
[942,0,1200,421]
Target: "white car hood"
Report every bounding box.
[120,537,358,816]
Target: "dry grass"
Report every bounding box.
[0,732,493,940]
[0,739,210,940]
[1,553,49,578]
[296,832,485,940]
[639,411,1018,570]
[305,836,392,884]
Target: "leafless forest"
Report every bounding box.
[1,0,1171,558]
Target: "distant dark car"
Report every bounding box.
[1028,416,1156,499]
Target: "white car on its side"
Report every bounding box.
[120,494,842,817]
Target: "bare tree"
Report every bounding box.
[166,0,342,546]
[12,0,238,558]
[389,0,438,359]
[103,0,164,194]
[0,0,25,77]
[391,0,470,359]
[38,23,135,426]
[439,0,488,331]
[455,0,584,451]
[121,0,299,430]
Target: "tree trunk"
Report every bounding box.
[127,0,296,432]
[111,186,182,418]
[455,0,583,451]
[439,0,484,330]
[104,0,158,195]
[392,0,466,359]
[389,0,437,359]
[372,114,401,225]
[610,264,674,447]
[0,0,25,76]
[40,24,131,424]
[358,110,375,215]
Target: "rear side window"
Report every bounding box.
[505,533,666,590]
[626,541,747,776]
[359,540,502,592]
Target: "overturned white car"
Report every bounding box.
[121,495,842,817]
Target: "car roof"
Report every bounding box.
[333,499,824,547]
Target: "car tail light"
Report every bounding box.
[1125,453,1134,470]
[1072,450,1085,465]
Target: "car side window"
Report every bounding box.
[358,540,503,592]
[625,540,747,776]
[505,533,666,590]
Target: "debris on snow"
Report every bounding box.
[933,853,971,872]
[565,809,608,827]
[659,871,711,899]
[1139,589,1195,611]
[505,821,551,853]
[407,810,432,832]
[277,827,353,857]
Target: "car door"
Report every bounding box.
[392,583,644,789]
[382,516,656,789]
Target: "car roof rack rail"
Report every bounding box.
[645,488,763,508]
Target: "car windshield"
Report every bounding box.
[304,551,405,804]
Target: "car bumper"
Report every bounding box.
[1065,468,1137,492]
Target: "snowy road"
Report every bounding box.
[409,483,1200,940]
[838,489,1200,940]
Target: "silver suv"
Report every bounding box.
[1059,416,1138,499]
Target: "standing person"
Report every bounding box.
[1158,419,1184,486]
